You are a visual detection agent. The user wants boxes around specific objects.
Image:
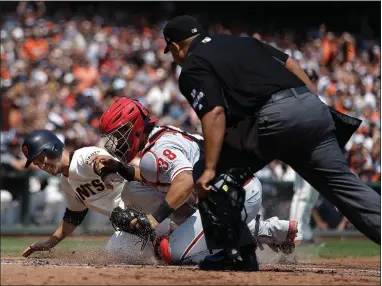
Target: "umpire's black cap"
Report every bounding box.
[163,15,204,54]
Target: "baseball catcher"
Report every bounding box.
[91,97,298,268]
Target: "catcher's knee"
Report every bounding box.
[154,236,173,264]
[242,177,262,222]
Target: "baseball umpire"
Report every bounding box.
[162,15,381,271]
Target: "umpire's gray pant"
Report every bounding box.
[220,90,381,244]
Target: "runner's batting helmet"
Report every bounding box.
[22,129,64,168]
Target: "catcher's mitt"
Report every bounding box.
[110,206,156,250]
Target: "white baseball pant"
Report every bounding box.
[105,181,167,263]
[1,189,13,225]
[289,174,320,241]
[106,179,291,264]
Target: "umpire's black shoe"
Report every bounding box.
[199,245,259,271]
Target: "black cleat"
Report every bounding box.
[199,245,259,271]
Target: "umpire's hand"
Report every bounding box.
[196,169,216,197]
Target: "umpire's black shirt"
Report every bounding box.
[179,34,305,119]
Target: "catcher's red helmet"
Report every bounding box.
[99,98,158,164]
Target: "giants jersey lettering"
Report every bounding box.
[139,126,203,194]
[60,147,125,216]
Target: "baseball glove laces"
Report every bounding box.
[110,205,156,251]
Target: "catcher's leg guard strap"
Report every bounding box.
[253,214,264,251]
[193,162,254,250]
[197,171,254,250]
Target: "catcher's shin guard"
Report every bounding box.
[153,221,177,264]
[194,162,254,251]
[153,235,173,264]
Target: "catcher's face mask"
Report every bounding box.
[103,122,136,165]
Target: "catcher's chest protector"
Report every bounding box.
[139,126,203,190]
[140,151,159,184]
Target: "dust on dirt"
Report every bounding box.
[1,251,380,285]
[2,236,380,285]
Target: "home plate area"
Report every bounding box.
[1,250,380,285]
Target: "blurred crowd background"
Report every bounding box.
[0,2,380,231]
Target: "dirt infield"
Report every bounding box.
[1,253,380,285]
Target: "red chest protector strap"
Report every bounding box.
[141,126,203,157]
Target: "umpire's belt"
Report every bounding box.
[266,85,310,104]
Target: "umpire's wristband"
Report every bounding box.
[152,201,175,223]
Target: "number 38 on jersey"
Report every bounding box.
[158,149,177,171]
